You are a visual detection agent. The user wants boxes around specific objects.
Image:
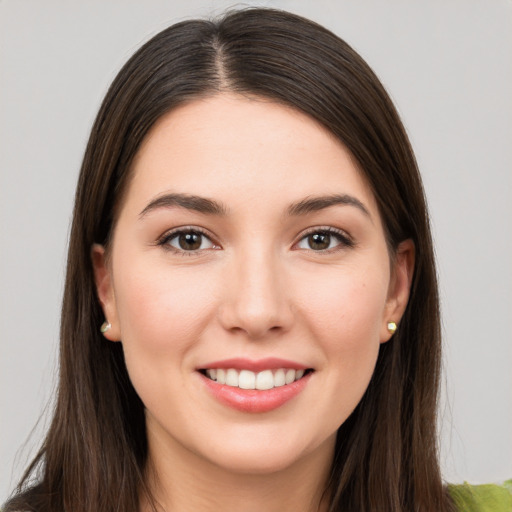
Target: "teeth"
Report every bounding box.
[285,369,296,384]
[256,370,274,390]
[239,370,255,389]
[206,369,217,380]
[274,368,286,387]
[226,369,239,387]
[216,368,226,384]
[204,368,307,390]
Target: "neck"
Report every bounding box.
[141,425,334,512]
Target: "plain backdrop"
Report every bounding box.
[1,0,511,499]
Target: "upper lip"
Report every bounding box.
[198,357,310,373]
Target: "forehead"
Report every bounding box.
[124,93,380,219]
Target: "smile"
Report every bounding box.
[198,358,314,413]
[203,368,307,390]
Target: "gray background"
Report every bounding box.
[1,0,511,498]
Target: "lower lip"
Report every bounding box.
[200,372,312,413]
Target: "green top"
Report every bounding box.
[3,481,511,511]
[448,480,512,511]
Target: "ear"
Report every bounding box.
[91,243,121,341]
[380,239,415,343]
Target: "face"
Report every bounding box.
[93,94,413,477]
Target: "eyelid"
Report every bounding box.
[293,226,355,251]
[156,226,221,254]
[155,225,353,254]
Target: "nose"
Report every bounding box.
[218,249,294,340]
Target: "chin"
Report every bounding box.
[195,428,336,477]
[207,448,307,476]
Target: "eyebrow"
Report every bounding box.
[139,193,228,218]
[139,192,370,220]
[287,194,371,218]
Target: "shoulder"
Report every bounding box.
[447,480,512,512]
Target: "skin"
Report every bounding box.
[93,94,414,512]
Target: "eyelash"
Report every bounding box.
[156,226,354,255]
[157,227,218,256]
[295,226,355,253]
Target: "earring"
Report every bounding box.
[100,321,112,333]
[387,321,397,334]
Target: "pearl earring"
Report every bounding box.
[100,321,112,333]
[387,321,397,334]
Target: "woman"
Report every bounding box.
[4,8,510,512]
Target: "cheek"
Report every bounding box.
[113,257,217,357]
[295,263,388,388]
[298,263,388,341]
[111,258,221,416]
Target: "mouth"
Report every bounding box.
[199,367,313,390]
[197,357,314,412]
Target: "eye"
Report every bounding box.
[160,229,217,253]
[296,228,353,251]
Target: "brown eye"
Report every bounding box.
[308,232,331,250]
[164,230,216,252]
[296,228,353,252]
[178,232,202,250]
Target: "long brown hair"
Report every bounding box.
[5,8,452,512]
